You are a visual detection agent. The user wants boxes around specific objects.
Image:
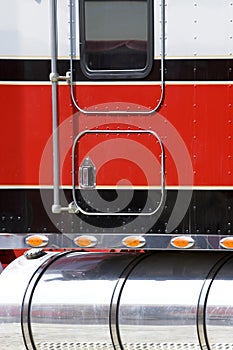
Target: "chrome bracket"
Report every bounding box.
[79,157,96,189]
[49,71,71,83]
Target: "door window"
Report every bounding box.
[79,0,153,79]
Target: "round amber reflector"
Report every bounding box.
[122,235,146,248]
[74,235,97,248]
[25,235,49,248]
[220,237,233,249]
[171,236,194,249]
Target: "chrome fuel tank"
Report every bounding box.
[0,251,233,350]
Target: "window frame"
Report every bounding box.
[79,0,154,80]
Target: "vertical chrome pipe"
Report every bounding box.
[50,0,61,213]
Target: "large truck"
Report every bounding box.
[0,0,233,349]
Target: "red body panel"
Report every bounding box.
[0,83,232,187]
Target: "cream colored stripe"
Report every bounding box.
[0,81,233,86]
[0,185,232,190]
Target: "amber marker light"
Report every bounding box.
[220,237,233,249]
[74,235,97,248]
[171,236,194,249]
[122,235,146,248]
[25,235,49,248]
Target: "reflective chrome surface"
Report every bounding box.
[29,252,137,349]
[0,251,233,350]
[205,256,233,347]
[118,252,228,347]
[0,251,57,350]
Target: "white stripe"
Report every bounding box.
[0,55,232,60]
[165,81,233,85]
[0,81,52,86]
[162,55,233,60]
[0,185,232,190]
[0,56,52,60]
[1,81,232,86]
[72,81,233,86]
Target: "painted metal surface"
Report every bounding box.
[0,83,232,187]
[0,1,232,58]
[0,0,232,248]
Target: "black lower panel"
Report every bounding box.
[0,58,232,82]
[0,188,232,234]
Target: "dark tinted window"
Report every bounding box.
[79,0,153,78]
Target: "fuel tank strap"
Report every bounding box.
[110,253,152,350]
[21,251,70,350]
[197,253,233,350]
